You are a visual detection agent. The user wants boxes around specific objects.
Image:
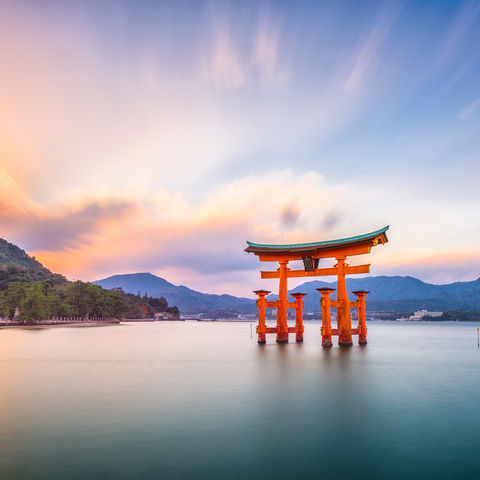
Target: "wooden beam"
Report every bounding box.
[260,264,370,279]
[256,243,372,262]
[261,266,336,278]
[264,300,305,308]
[313,244,372,259]
[326,300,360,308]
[265,301,279,308]
[345,264,371,275]
[329,328,360,336]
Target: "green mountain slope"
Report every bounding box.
[0,238,66,289]
[0,238,46,269]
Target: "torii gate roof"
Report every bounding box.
[245,225,389,255]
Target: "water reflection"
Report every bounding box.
[1,321,480,480]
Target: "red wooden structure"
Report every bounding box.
[246,226,389,346]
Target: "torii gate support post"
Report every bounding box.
[318,288,334,347]
[335,256,353,346]
[254,290,270,344]
[292,293,306,342]
[353,290,369,344]
[276,260,289,343]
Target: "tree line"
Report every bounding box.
[0,281,130,322]
[0,281,180,323]
[121,290,179,319]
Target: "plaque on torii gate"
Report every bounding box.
[245,226,389,346]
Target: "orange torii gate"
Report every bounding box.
[245,226,389,346]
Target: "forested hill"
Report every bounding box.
[0,238,46,269]
[0,238,66,289]
[0,238,180,322]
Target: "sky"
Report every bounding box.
[0,0,480,297]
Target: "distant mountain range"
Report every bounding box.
[272,276,480,312]
[94,273,257,314]
[94,272,480,314]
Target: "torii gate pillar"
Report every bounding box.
[253,290,270,344]
[276,260,289,343]
[292,293,306,342]
[318,288,335,347]
[335,256,353,346]
[353,290,369,344]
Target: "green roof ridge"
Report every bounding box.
[246,225,389,249]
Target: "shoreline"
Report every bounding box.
[2,319,480,330]
[0,320,120,329]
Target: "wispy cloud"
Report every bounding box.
[437,0,480,68]
[0,165,36,217]
[436,0,480,90]
[458,96,480,120]
[346,0,403,91]
[208,8,288,89]
[0,194,138,253]
[210,30,246,88]
[13,201,138,251]
[252,11,288,88]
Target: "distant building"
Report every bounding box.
[409,310,443,321]
[154,312,178,320]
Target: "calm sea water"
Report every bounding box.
[1,321,479,480]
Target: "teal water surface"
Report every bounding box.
[0,321,479,480]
